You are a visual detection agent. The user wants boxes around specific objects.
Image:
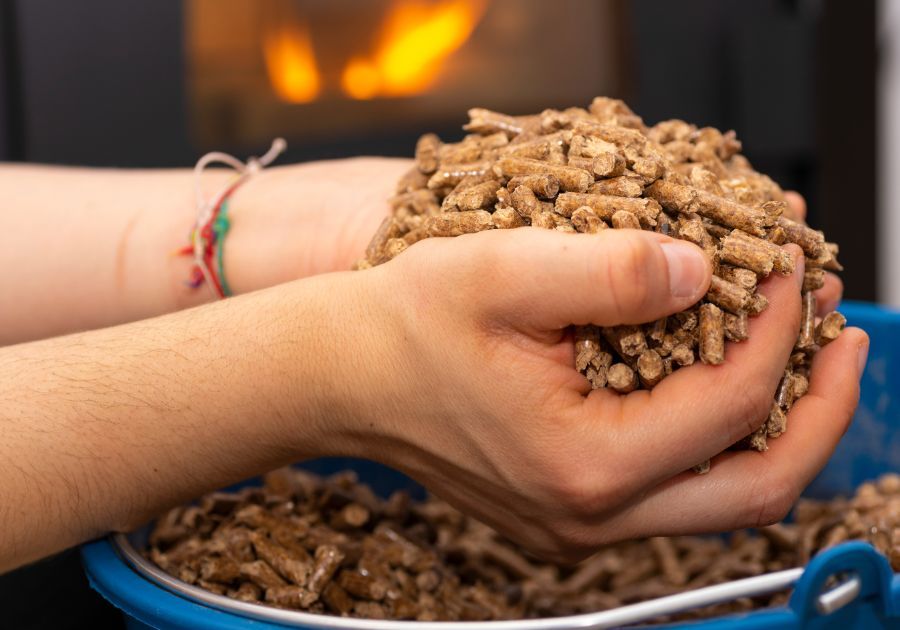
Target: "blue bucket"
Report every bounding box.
[81,301,900,629]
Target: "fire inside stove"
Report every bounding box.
[186,0,626,150]
[264,0,487,102]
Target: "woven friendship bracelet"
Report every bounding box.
[176,138,287,299]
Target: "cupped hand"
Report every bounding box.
[341,227,867,563]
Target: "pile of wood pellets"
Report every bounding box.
[357,98,846,460]
[147,468,900,622]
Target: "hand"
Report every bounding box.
[337,227,868,562]
[224,157,413,294]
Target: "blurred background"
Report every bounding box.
[0,0,881,627]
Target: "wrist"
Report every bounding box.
[123,171,232,321]
[222,158,410,294]
[261,271,371,459]
[276,268,405,460]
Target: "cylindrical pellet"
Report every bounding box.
[699,303,725,365]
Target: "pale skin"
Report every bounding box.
[0,159,865,572]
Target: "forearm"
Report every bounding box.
[0,271,362,572]
[0,158,404,345]
[0,164,227,344]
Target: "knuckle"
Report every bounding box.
[399,244,441,293]
[543,458,622,517]
[482,239,521,288]
[461,232,522,291]
[556,481,600,516]
[396,236,439,277]
[600,234,657,318]
[468,233,503,269]
[527,415,628,519]
[404,235,494,303]
[729,381,774,442]
[831,394,859,438]
[749,476,799,527]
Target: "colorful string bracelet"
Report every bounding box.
[177,138,287,299]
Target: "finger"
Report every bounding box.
[582,246,805,482]
[784,191,807,221]
[596,326,868,540]
[783,191,842,314]
[814,273,843,315]
[442,228,712,333]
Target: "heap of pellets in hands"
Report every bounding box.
[357,97,846,466]
[147,468,900,622]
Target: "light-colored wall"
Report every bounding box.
[879,0,900,305]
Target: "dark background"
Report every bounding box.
[0,0,877,627]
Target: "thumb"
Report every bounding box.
[462,227,711,331]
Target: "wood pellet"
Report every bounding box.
[146,468,900,622]
[357,97,846,457]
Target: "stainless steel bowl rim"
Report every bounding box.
[112,532,807,629]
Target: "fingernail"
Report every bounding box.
[857,341,869,378]
[660,241,709,299]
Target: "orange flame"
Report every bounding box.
[263,23,321,103]
[341,0,487,100]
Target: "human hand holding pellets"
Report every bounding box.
[347,211,863,562]
[339,98,867,560]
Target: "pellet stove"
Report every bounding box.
[184,0,628,151]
